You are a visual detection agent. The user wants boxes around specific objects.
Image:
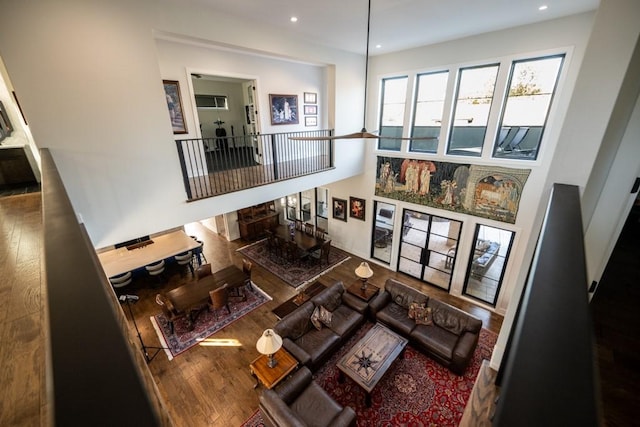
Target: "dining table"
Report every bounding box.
[273,224,323,252]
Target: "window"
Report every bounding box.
[371,202,396,264]
[286,194,298,221]
[410,71,449,153]
[447,64,499,156]
[316,187,329,232]
[463,224,514,306]
[195,94,228,110]
[300,190,312,222]
[493,55,565,160]
[378,76,408,151]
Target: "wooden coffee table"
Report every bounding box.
[337,323,408,407]
[250,348,298,389]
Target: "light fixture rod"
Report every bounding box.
[361,0,371,132]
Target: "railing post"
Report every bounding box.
[271,134,279,180]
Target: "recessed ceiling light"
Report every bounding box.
[539,5,548,11]
[290,16,298,22]
[375,44,382,49]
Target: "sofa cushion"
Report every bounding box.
[311,282,344,312]
[327,304,364,338]
[275,302,315,340]
[295,328,340,366]
[291,381,345,427]
[411,324,458,361]
[376,302,416,335]
[428,299,480,336]
[384,279,428,309]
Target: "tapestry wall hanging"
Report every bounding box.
[375,156,531,224]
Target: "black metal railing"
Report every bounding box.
[176,129,334,200]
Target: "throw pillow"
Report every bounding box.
[415,306,433,325]
[318,305,332,327]
[310,306,323,331]
[408,302,424,319]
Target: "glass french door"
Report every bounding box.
[397,209,462,291]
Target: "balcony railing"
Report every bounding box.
[176,130,334,200]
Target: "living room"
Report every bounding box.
[0,0,639,426]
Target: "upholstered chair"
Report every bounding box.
[208,284,230,320]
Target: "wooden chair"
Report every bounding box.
[155,294,185,335]
[174,251,194,277]
[304,222,315,235]
[311,240,331,266]
[209,284,230,320]
[109,271,132,291]
[190,236,207,265]
[314,227,326,240]
[228,259,252,301]
[195,263,212,280]
[294,219,303,231]
[283,240,302,265]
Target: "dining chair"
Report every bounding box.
[209,284,230,320]
[109,271,132,292]
[190,236,207,265]
[314,226,326,240]
[284,240,301,265]
[311,240,331,266]
[155,293,184,335]
[174,251,194,277]
[294,219,304,231]
[195,263,212,280]
[145,259,166,283]
[304,222,315,235]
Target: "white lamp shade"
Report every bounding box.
[355,262,374,279]
[256,329,283,356]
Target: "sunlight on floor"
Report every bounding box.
[197,338,243,347]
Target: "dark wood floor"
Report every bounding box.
[5,190,636,426]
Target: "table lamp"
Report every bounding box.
[256,329,283,368]
[355,261,374,290]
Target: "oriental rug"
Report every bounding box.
[237,239,350,289]
[241,323,498,427]
[150,282,271,361]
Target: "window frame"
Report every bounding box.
[377,75,409,152]
[409,70,450,154]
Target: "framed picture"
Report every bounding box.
[332,198,347,222]
[269,94,299,125]
[304,105,318,115]
[304,92,317,104]
[163,80,188,134]
[305,116,317,127]
[349,197,366,221]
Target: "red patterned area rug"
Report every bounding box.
[150,282,271,361]
[237,239,350,289]
[241,322,497,427]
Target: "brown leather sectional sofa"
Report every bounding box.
[274,281,367,371]
[369,278,483,375]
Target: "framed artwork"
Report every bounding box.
[304,105,318,115]
[269,94,299,125]
[349,197,366,221]
[305,116,317,127]
[332,198,347,222]
[304,92,317,104]
[163,80,188,134]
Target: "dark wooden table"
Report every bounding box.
[347,280,380,302]
[272,280,328,319]
[337,323,408,407]
[274,224,323,252]
[250,348,298,389]
[164,265,246,317]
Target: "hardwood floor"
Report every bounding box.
[0,193,46,426]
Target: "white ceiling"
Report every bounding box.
[192,0,599,55]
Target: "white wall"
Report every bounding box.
[0,0,366,248]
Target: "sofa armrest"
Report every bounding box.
[369,291,390,315]
[329,406,357,427]
[282,338,311,367]
[451,331,480,375]
[341,292,368,314]
[274,367,313,403]
[259,390,306,427]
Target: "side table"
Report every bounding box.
[346,280,380,302]
[250,348,298,389]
